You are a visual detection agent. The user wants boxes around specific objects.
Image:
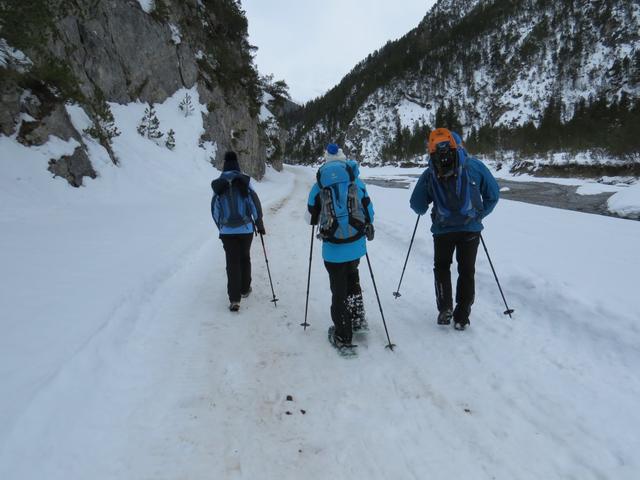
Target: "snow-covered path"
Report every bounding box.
[1,165,639,479]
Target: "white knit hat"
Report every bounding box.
[324,143,347,162]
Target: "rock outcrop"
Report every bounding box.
[0,0,269,185]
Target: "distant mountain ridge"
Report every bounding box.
[284,0,640,171]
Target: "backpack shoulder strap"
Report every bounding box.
[345,163,355,182]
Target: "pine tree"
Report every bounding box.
[435,103,446,129]
[165,129,176,150]
[137,104,163,141]
[179,93,195,117]
[84,100,120,146]
[444,102,462,133]
[82,96,120,165]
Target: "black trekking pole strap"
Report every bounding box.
[365,253,396,350]
[302,225,315,329]
[480,234,514,318]
[260,234,279,308]
[393,215,420,299]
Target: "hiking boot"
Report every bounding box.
[241,287,252,299]
[328,326,357,356]
[454,319,470,331]
[453,305,471,330]
[352,318,369,332]
[229,302,240,312]
[437,309,453,325]
[328,326,352,346]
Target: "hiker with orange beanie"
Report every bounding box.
[410,129,499,330]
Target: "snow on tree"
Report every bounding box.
[83,98,121,164]
[179,92,195,117]
[260,74,291,102]
[137,104,163,142]
[84,100,120,146]
[165,129,176,150]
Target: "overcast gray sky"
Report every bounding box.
[242,0,437,104]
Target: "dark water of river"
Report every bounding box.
[363,175,630,220]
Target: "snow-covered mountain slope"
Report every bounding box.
[1,156,639,478]
[286,0,640,166]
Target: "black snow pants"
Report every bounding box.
[433,231,480,322]
[221,234,253,303]
[324,259,362,344]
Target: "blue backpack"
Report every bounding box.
[212,178,254,229]
[316,161,367,243]
[427,151,484,228]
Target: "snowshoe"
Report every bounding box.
[241,287,252,299]
[328,326,357,357]
[437,309,453,325]
[229,302,240,312]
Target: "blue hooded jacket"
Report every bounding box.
[211,170,264,235]
[410,138,499,235]
[307,160,375,263]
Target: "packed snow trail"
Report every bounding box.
[1,165,640,479]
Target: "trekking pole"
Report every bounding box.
[259,233,279,307]
[365,253,396,350]
[393,215,421,299]
[480,234,514,318]
[301,225,315,330]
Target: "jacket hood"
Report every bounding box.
[211,171,250,195]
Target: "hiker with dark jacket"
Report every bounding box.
[211,151,265,312]
[410,128,499,330]
[307,144,375,353]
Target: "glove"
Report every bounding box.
[364,223,374,241]
[256,222,266,235]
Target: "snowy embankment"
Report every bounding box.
[607,183,640,218]
[2,93,640,478]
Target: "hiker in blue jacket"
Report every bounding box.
[410,128,499,330]
[307,144,375,350]
[211,151,265,312]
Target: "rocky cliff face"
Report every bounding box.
[285,0,640,167]
[0,0,271,185]
[259,75,299,171]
